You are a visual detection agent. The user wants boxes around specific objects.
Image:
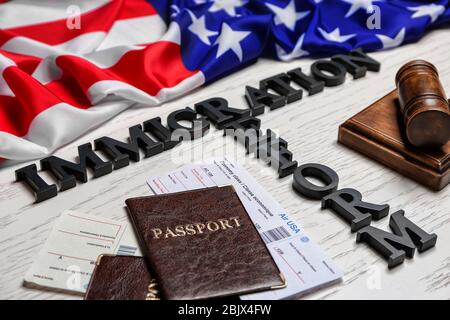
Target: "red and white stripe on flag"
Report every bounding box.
[0,0,204,163]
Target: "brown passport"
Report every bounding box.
[125,186,286,300]
[84,255,159,300]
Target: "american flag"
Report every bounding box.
[0,0,449,164]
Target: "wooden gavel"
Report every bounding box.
[396,60,450,149]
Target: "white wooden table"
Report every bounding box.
[1,29,449,300]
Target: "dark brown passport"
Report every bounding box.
[84,255,159,300]
[125,186,286,300]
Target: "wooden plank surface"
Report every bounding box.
[0,29,449,300]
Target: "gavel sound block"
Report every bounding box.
[338,89,450,191]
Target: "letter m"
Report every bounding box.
[357,210,437,268]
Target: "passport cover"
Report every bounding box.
[126,186,286,300]
[84,255,159,300]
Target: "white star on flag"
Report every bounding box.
[170,5,180,18]
[266,0,310,32]
[214,23,251,62]
[276,34,309,61]
[341,0,384,18]
[408,4,445,23]
[209,0,246,16]
[318,27,356,43]
[376,27,405,49]
[187,10,218,45]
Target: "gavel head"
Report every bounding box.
[396,60,450,149]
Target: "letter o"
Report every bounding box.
[207,221,220,232]
[311,60,347,86]
[293,163,339,199]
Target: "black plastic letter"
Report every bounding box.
[245,85,286,116]
[322,188,389,232]
[195,97,249,129]
[293,163,339,200]
[167,107,210,139]
[277,147,298,178]
[311,60,347,86]
[94,136,139,170]
[223,116,261,137]
[332,49,381,79]
[357,210,437,268]
[15,164,57,203]
[287,68,325,95]
[129,124,164,158]
[143,117,180,151]
[41,143,112,190]
[260,73,303,104]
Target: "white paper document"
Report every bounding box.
[147,158,343,300]
[24,210,142,293]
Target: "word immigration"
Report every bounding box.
[15,49,437,268]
